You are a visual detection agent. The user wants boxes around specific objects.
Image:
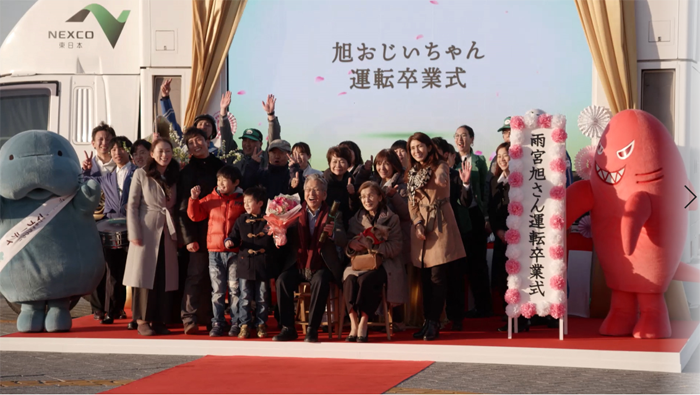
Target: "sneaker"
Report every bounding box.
[228,324,240,337]
[257,324,268,338]
[238,324,250,339]
[210,324,225,337]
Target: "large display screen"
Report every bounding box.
[228,0,593,169]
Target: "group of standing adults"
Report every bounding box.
[86,78,567,340]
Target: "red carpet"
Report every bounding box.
[5,312,697,353]
[101,356,432,394]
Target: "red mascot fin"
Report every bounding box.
[673,262,700,283]
[621,191,652,256]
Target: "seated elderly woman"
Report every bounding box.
[272,173,347,343]
[344,181,404,342]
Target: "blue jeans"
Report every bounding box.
[208,252,239,326]
[239,279,269,327]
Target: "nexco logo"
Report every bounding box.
[56,3,130,48]
[49,31,95,40]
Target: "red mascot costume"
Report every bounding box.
[566,109,698,339]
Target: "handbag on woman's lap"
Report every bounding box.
[351,252,383,271]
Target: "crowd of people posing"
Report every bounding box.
[84,82,572,342]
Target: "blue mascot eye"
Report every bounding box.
[58,151,63,156]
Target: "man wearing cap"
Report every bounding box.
[159,79,237,158]
[234,95,282,178]
[242,138,304,200]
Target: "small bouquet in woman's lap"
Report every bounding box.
[264,193,302,247]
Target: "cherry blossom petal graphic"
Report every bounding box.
[315,76,324,82]
[237,90,245,95]
[348,70,353,75]
[430,0,439,4]
[338,92,347,96]
[416,34,424,40]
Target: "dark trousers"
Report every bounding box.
[133,234,172,323]
[492,237,508,312]
[445,258,467,322]
[421,264,450,322]
[90,269,106,315]
[343,267,387,316]
[464,206,492,314]
[180,251,213,325]
[104,248,128,317]
[277,268,333,331]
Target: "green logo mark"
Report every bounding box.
[67,4,130,48]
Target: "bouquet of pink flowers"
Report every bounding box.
[264,193,303,247]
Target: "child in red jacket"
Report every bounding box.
[188,165,245,337]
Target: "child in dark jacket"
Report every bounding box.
[188,165,246,337]
[225,186,275,338]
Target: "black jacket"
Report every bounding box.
[227,213,276,281]
[177,154,225,250]
[323,169,358,229]
[488,176,510,234]
[242,161,304,201]
[449,167,474,235]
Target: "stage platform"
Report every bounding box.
[1,315,698,374]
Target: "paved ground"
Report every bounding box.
[1,296,699,394]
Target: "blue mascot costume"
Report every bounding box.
[0,130,105,332]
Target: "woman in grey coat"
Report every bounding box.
[344,181,406,342]
[123,139,180,336]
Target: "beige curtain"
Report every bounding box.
[575,0,638,114]
[184,0,248,127]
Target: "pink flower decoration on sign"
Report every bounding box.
[508,201,524,216]
[509,144,523,159]
[475,150,483,156]
[338,92,347,96]
[510,116,524,130]
[237,90,246,95]
[348,70,353,75]
[550,158,566,173]
[550,185,565,200]
[521,302,537,318]
[509,171,523,187]
[550,275,566,290]
[416,34,424,40]
[315,76,325,82]
[430,0,439,4]
[538,114,552,128]
[552,128,567,143]
[489,152,496,162]
[505,259,521,274]
[505,289,520,304]
[550,214,565,230]
[258,123,261,126]
[505,229,521,244]
[550,245,565,260]
[551,303,566,319]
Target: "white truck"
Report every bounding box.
[0,0,228,151]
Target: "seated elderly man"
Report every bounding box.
[272,174,347,342]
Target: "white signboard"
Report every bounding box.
[504,112,568,338]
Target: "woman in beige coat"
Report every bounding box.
[123,139,180,336]
[344,181,406,342]
[406,132,466,341]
